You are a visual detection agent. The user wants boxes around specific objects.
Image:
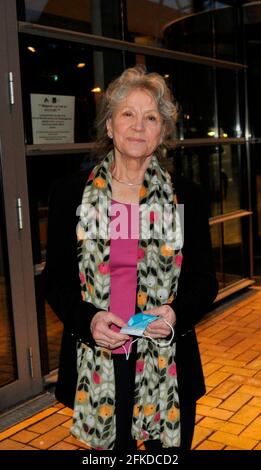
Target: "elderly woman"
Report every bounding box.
[44,66,218,452]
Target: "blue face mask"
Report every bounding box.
[120,312,160,337]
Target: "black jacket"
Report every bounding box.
[44,169,218,408]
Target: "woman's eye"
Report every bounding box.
[147,115,157,121]
[123,111,133,117]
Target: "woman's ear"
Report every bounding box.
[106,118,113,139]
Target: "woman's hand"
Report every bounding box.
[144,305,176,339]
[90,311,130,349]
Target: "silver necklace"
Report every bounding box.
[112,175,142,187]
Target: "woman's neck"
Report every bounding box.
[112,151,152,184]
[110,151,152,204]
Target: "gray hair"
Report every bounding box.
[95,65,178,158]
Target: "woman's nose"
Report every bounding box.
[132,115,144,130]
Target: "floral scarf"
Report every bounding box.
[71,151,183,449]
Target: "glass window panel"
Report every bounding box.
[251,142,261,277]
[0,180,17,387]
[19,34,95,144]
[166,143,245,217]
[221,144,243,214]
[163,8,213,57]
[19,35,216,145]
[126,0,232,57]
[173,63,215,139]
[210,224,223,289]
[244,2,261,140]
[45,301,63,372]
[19,34,124,144]
[137,56,215,140]
[211,217,249,290]
[27,152,96,374]
[243,2,261,277]
[223,218,245,287]
[166,145,221,217]
[216,69,241,138]
[126,0,195,48]
[18,1,242,63]
[27,152,96,263]
[34,271,63,375]
[215,6,241,62]
[162,4,240,61]
[17,0,92,33]
[18,0,125,38]
[18,0,92,33]
[18,0,201,43]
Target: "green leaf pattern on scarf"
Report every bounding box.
[72,344,116,450]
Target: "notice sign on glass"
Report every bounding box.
[30,94,75,144]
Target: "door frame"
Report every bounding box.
[0,0,42,410]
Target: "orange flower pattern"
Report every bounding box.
[133,404,141,417]
[158,356,167,369]
[137,291,148,307]
[144,404,156,416]
[167,406,180,422]
[139,185,148,199]
[94,176,106,189]
[99,405,114,418]
[76,390,88,403]
[161,243,174,257]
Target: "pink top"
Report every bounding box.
[109,200,139,354]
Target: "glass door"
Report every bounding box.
[0,0,42,411]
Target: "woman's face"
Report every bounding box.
[107,88,164,160]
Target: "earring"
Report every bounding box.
[108,130,113,139]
